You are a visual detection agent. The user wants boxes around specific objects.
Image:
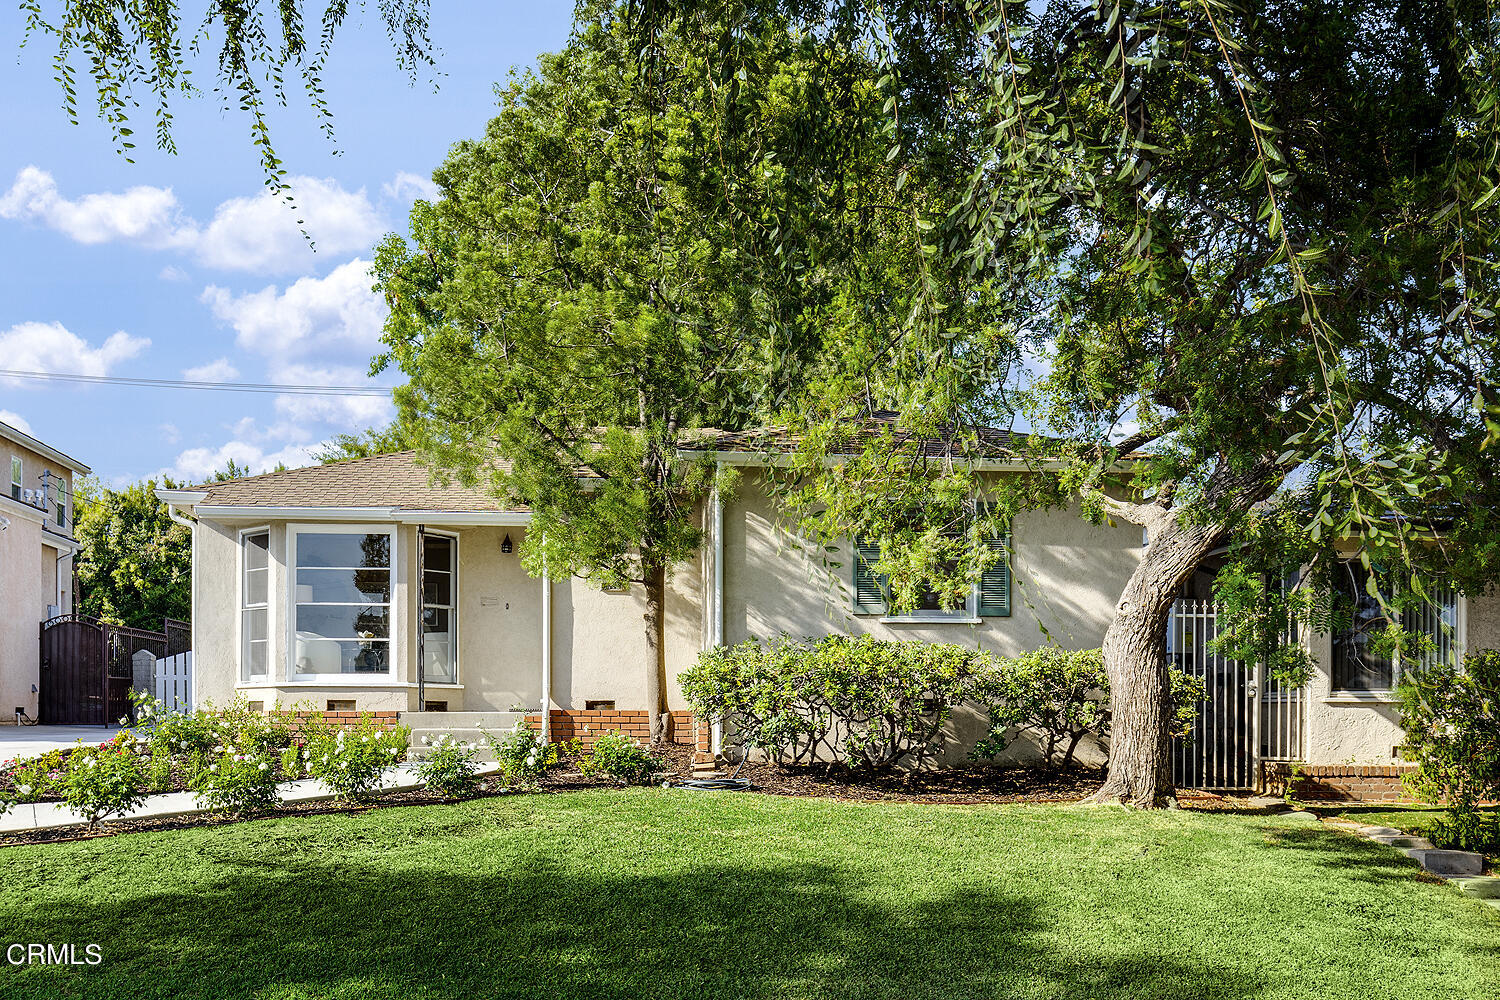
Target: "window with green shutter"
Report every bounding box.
[850,511,1013,618]
[851,537,889,615]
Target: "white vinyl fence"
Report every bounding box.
[154,651,193,712]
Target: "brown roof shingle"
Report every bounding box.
[195,451,523,512]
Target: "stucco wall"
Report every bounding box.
[0,432,78,724]
[1303,589,1500,766]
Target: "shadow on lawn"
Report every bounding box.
[4,855,1269,1000]
[1251,820,1453,886]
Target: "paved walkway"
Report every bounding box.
[0,725,120,762]
[0,762,502,835]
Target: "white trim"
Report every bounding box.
[287,522,398,682]
[239,525,272,684]
[711,479,724,755]
[1324,692,1400,705]
[156,488,209,505]
[420,528,460,686]
[393,509,531,525]
[541,546,551,741]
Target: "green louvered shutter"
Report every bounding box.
[977,508,1012,617]
[851,538,889,615]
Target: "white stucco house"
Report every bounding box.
[156,429,1498,797]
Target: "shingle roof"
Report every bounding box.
[194,451,524,512]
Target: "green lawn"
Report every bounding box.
[2,792,1497,999]
[1310,803,1499,845]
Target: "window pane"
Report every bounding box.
[296,567,391,603]
[243,607,267,643]
[423,639,455,682]
[297,532,390,569]
[245,567,268,606]
[295,604,390,639]
[423,570,452,607]
[423,534,452,567]
[246,639,267,678]
[293,637,390,674]
[422,607,451,634]
[1333,564,1394,690]
[245,532,269,571]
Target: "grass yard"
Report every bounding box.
[1,792,1497,1000]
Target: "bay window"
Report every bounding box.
[241,529,269,682]
[290,526,394,678]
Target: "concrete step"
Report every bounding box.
[1372,834,1435,850]
[400,711,525,731]
[1403,848,1485,877]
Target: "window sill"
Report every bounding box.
[879,616,983,625]
[1323,691,1399,705]
[238,680,464,690]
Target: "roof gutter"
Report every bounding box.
[675,449,1106,472]
[179,502,532,525]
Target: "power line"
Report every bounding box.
[0,369,393,396]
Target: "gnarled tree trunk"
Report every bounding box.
[1088,462,1280,807]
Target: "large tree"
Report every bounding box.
[628,0,1500,805]
[74,477,191,629]
[370,2,956,739]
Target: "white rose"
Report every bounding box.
[209,764,218,773]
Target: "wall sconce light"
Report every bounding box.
[500,534,513,554]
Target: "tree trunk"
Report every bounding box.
[643,558,670,742]
[1087,465,1279,807]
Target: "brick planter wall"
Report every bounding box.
[1265,762,1421,803]
[524,709,709,753]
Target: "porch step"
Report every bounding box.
[400,711,526,763]
[400,711,525,731]
[1402,848,1485,877]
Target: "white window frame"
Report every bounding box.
[9,455,20,501]
[239,526,271,682]
[881,583,981,624]
[287,523,399,684]
[420,529,460,685]
[1329,569,1465,699]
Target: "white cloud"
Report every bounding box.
[202,258,385,360]
[383,170,440,203]
[195,176,384,274]
[159,423,181,445]
[163,440,320,484]
[159,265,189,282]
[1,167,385,274]
[0,165,198,249]
[0,410,33,434]
[0,321,150,383]
[182,358,239,382]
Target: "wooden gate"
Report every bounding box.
[38,616,176,725]
[38,615,107,725]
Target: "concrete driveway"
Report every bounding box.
[0,725,121,762]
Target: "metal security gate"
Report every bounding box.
[1167,599,1305,790]
[39,615,177,725]
[39,615,108,725]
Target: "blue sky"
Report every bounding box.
[0,2,575,485]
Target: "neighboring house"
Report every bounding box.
[157,431,1500,790]
[0,419,88,724]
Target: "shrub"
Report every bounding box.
[146,743,175,792]
[1398,649,1500,852]
[487,720,558,790]
[191,744,283,817]
[971,648,1205,768]
[415,734,483,797]
[681,634,985,770]
[60,736,147,828]
[971,647,1109,768]
[303,715,409,804]
[581,731,664,786]
[7,748,71,802]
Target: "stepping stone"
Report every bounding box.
[1359,826,1405,838]
[1278,810,1321,824]
[1402,848,1485,876]
[1450,876,1500,899]
[1371,834,1435,850]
